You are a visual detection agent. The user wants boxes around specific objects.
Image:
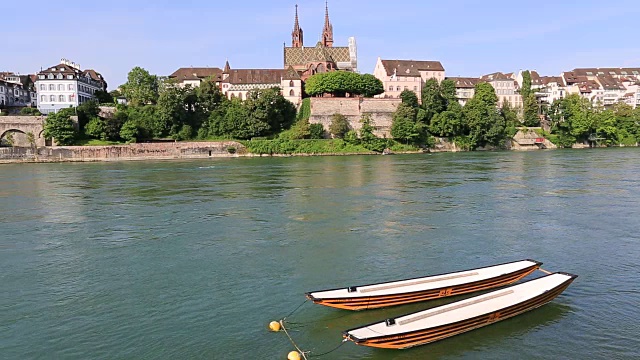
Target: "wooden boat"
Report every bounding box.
[343,272,577,349]
[305,260,542,310]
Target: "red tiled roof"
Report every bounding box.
[223,69,293,85]
[169,67,223,81]
[446,77,480,88]
[481,72,512,81]
[381,60,445,77]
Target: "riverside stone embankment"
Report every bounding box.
[0,141,245,163]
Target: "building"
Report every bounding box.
[168,67,223,88]
[373,59,445,99]
[220,61,302,104]
[447,77,480,106]
[283,4,357,80]
[480,72,522,108]
[0,72,36,108]
[561,68,640,108]
[35,59,107,114]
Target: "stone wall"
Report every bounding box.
[0,141,246,163]
[0,116,46,146]
[511,128,557,150]
[309,97,401,137]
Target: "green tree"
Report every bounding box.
[329,113,350,138]
[19,107,41,116]
[430,110,462,138]
[400,89,419,108]
[44,112,77,145]
[305,72,383,97]
[391,103,421,143]
[244,87,296,136]
[359,113,387,152]
[521,70,532,99]
[421,78,444,122]
[463,83,505,148]
[439,79,458,106]
[309,124,325,139]
[76,101,100,130]
[119,120,140,143]
[94,90,114,104]
[501,101,520,138]
[523,93,540,126]
[121,67,159,106]
[85,117,107,140]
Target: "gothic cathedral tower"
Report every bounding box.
[291,5,304,48]
[321,1,334,47]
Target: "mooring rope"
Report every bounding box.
[538,268,553,275]
[283,299,309,321]
[280,320,310,360]
[309,339,348,358]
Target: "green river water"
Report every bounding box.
[1,149,639,359]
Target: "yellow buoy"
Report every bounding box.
[269,321,281,332]
[287,351,301,360]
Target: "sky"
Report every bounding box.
[3,0,640,90]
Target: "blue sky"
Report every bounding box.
[3,0,640,89]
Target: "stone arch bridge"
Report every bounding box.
[0,116,47,147]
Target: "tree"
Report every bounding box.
[391,103,420,143]
[463,83,505,148]
[521,70,532,99]
[196,76,226,112]
[119,120,140,143]
[19,107,41,116]
[329,113,350,138]
[121,67,159,106]
[244,87,297,136]
[85,117,106,140]
[309,124,325,139]
[400,90,419,108]
[501,101,520,138]
[421,78,444,122]
[439,79,458,107]
[357,74,385,97]
[430,110,462,138]
[44,112,77,145]
[305,72,383,97]
[359,113,387,152]
[94,90,114,104]
[77,101,100,130]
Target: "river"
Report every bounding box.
[1,149,639,359]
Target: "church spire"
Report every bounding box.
[291,4,304,48]
[321,1,333,47]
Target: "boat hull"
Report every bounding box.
[344,274,576,349]
[306,262,541,311]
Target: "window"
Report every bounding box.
[49,84,55,91]
[41,95,46,102]
[48,74,54,79]
[68,84,73,90]
[59,95,65,102]
[50,95,55,102]
[69,95,74,102]
[40,84,45,91]
[289,89,295,96]
[57,74,63,79]
[289,80,294,87]
[388,86,393,91]
[396,86,401,91]
[414,86,418,91]
[67,75,73,79]
[39,75,45,79]
[58,84,64,91]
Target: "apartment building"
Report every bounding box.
[35,59,107,114]
[373,58,445,100]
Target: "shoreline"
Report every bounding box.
[0,141,633,165]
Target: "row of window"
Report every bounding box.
[39,74,75,80]
[38,84,96,94]
[388,86,419,92]
[41,95,73,103]
[496,89,515,95]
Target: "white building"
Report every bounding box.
[0,73,36,108]
[35,59,107,114]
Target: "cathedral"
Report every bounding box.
[284,3,358,80]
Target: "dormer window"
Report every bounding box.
[57,74,63,79]
[38,75,45,79]
[67,75,73,79]
[48,74,54,79]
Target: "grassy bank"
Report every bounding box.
[241,139,421,155]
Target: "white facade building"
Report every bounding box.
[35,59,107,114]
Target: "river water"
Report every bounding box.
[1,149,639,359]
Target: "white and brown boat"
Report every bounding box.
[343,272,577,349]
[305,260,542,310]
